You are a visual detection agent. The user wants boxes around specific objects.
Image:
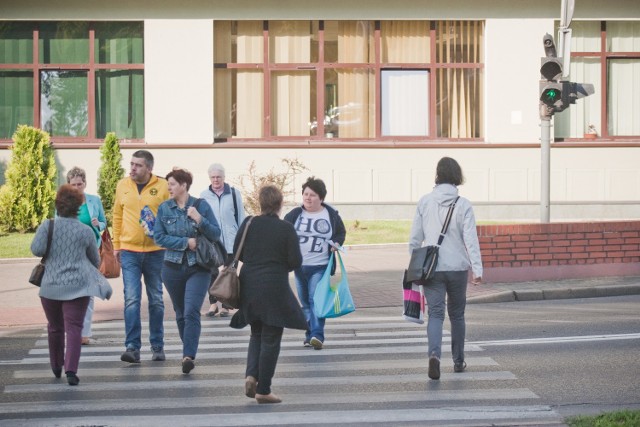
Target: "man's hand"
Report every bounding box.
[470,276,482,286]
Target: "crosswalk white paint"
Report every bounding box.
[0,315,561,426]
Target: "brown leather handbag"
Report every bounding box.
[99,228,121,278]
[208,216,254,309]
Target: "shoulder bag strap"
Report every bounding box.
[42,219,55,263]
[436,196,460,246]
[230,186,239,226]
[231,216,254,265]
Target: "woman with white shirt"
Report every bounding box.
[284,177,346,350]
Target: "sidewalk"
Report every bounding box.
[1,244,639,329]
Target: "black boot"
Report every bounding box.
[66,372,79,386]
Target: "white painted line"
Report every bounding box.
[4,371,517,393]
[0,389,539,414]
[0,406,559,426]
[13,357,500,379]
[471,333,640,347]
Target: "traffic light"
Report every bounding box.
[539,33,594,117]
[540,34,565,112]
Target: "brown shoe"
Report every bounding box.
[256,393,282,404]
[245,376,257,398]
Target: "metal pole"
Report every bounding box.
[540,115,551,223]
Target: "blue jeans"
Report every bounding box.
[423,270,468,364]
[161,262,211,359]
[295,264,327,342]
[120,250,165,351]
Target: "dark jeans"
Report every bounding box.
[40,296,90,374]
[162,262,211,359]
[423,270,468,364]
[246,320,284,395]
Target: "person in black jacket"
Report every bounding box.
[283,177,346,350]
[230,185,306,404]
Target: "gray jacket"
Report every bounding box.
[200,184,246,254]
[409,184,483,278]
[31,217,111,301]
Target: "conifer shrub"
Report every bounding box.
[0,125,57,232]
[97,132,124,226]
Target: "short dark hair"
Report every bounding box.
[259,185,283,215]
[435,157,465,186]
[55,184,84,218]
[302,176,327,201]
[165,167,193,191]
[132,150,154,170]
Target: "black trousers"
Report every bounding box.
[246,320,284,395]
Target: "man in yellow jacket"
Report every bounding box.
[113,150,169,363]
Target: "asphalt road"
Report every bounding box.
[0,295,638,425]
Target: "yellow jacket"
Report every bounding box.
[112,175,169,252]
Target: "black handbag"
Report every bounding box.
[405,197,459,283]
[29,219,54,287]
[193,199,226,272]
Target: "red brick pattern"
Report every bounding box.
[477,221,640,268]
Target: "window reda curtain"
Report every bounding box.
[270,21,311,136]
[607,22,640,136]
[337,21,374,138]
[436,21,483,138]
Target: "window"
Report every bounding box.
[0,21,144,142]
[555,21,640,139]
[213,20,484,141]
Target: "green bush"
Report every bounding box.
[97,132,124,226]
[0,126,57,232]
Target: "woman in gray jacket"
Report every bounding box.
[409,157,482,381]
[31,185,112,386]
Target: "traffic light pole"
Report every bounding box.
[540,109,552,223]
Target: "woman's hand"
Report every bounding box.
[187,237,197,251]
[187,207,202,224]
[91,218,100,227]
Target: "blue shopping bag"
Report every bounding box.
[313,251,355,318]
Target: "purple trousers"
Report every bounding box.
[40,296,90,374]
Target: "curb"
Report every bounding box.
[467,284,640,304]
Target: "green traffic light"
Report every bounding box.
[541,87,561,106]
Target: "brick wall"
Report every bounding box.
[478,221,640,283]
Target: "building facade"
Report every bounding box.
[1,0,639,221]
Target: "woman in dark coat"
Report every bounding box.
[230,185,306,404]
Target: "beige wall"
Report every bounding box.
[2,0,639,222]
[3,146,638,222]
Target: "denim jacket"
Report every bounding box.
[154,195,221,266]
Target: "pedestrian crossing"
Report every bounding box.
[0,315,561,426]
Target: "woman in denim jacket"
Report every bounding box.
[154,168,221,374]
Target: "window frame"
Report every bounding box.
[564,21,640,141]
[213,20,484,143]
[0,21,144,144]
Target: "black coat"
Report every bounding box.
[230,214,307,330]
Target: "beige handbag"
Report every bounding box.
[208,216,254,309]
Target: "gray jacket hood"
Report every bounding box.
[408,184,483,278]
